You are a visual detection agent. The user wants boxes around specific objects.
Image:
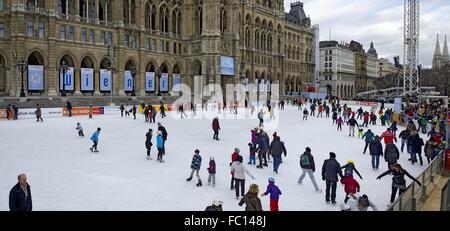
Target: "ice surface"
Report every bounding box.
[0,105,427,211]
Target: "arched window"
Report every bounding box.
[123,0,129,23]
[88,0,95,19]
[255,30,260,50]
[145,2,154,30]
[267,34,272,52]
[220,8,227,35]
[27,0,45,8]
[99,0,112,22]
[245,27,251,48]
[79,0,87,18]
[195,1,202,36]
[160,5,169,33]
[261,32,266,51]
[172,8,182,35]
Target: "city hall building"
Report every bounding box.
[0,0,314,99]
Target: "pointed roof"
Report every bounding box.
[434,34,441,56]
[443,35,449,57]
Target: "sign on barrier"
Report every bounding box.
[63,107,104,116]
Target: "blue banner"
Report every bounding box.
[172,74,181,92]
[259,79,265,93]
[59,67,74,91]
[220,56,235,76]
[27,65,44,91]
[160,73,169,92]
[145,72,155,92]
[124,71,133,92]
[80,68,94,91]
[100,69,112,91]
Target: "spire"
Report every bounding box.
[443,35,449,57]
[434,34,441,55]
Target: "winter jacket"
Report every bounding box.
[9,183,32,211]
[332,112,338,120]
[76,125,83,132]
[341,163,362,179]
[158,126,168,141]
[369,139,383,156]
[156,134,164,149]
[362,131,375,142]
[251,130,258,144]
[258,111,264,120]
[363,113,369,122]
[399,130,410,140]
[378,169,421,188]
[239,192,263,211]
[35,107,41,116]
[263,182,282,200]
[384,143,399,163]
[390,123,398,132]
[347,118,358,126]
[190,154,202,170]
[205,205,222,211]
[90,131,100,142]
[322,158,343,182]
[336,118,344,125]
[300,151,315,171]
[424,141,437,158]
[269,139,287,158]
[231,152,239,163]
[340,176,360,194]
[212,119,220,131]
[207,160,216,174]
[380,131,397,144]
[230,161,254,180]
[414,137,424,154]
[66,102,72,110]
[257,134,269,151]
[145,132,153,149]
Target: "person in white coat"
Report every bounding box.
[231,155,255,199]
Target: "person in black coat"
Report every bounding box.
[66,101,73,117]
[377,164,421,203]
[346,116,359,137]
[205,199,223,211]
[340,161,363,179]
[145,129,153,160]
[410,133,424,166]
[13,105,19,120]
[369,136,383,170]
[321,152,343,204]
[120,104,125,117]
[132,105,137,120]
[9,174,32,211]
[384,143,400,170]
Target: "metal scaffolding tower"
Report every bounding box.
[403,0,420,96]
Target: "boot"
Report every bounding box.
[186,177,192,182]
[196,180,202,187]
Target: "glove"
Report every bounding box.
[322,176,326,181]
[376,176,381,180]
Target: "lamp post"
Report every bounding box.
[16,57,28,97]
[156,66,162,96]
[60,61,69,97]
[130,65,136,96]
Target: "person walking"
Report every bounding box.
[321,152,343,205]
[298,147,322,193]
[35,104,43,122]
[207,157,216,187]
[90,127,101,152]
[369,136,383,170]
[212,117,221,141]
[239,184,263,211]
[269,135,287,174]
[186,149,203,187]
[145,129,153,160]
[261,177,282,211]
[9,174,32,211]
[377,163,421,204]
[231,155,255,199]
[362,129,375,154]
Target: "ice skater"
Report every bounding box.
[76,122,84,137]
[160,103,166,118]
[231,155,255,199]
[145,129,153,160]
[186,149,203,187]
[212,117,220,140]
[321,152,343,205]
[132,105,137,120]
[336,116,343,131]
[302,108,308,120]
[248,143,256,165]
[376,164,421,205]
[207,157,216,187]
[261,177,282,211]
[156,130,165,163]
[298,147,322,193]
[90,127,101,152]
[88,104,93,119]
[258,109,265,127]
[35,104,43,122]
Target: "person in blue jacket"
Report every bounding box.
[187,149,203,187]
[9,174,32,211]
[90,127,101,152]
[156,130,165,163]
[261,177,282,211]
[362,129,375,154]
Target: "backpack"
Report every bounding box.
[300,154,310,168]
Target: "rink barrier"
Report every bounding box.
[388,150,446,211]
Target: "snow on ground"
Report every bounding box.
[0,104,427,211]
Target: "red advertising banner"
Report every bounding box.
[63,107,104,116]
[358,101,379,107]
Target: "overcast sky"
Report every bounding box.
[284,0,450,67]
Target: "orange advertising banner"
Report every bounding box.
[0,109,6,119]
[63,107,104,116]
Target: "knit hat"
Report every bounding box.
[348,160,354,164]
[212,199,223,206]
[234,148,240,153]
[329,152,336,158]
[305,147,311,152]
[268,176,275,183]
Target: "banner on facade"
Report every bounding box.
[80,68,94,91]
[59,67,74,91]
[27,65,44,91]
[124,71,133,92]
[99,69,112,91]
[394,98,402,113]
[244,78,249,92]
[172,74,181,92]
[267,80,271,93]
[259,80,265,93]
[160,73,169,92]
[145,72,155,92]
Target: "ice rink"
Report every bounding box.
[0,104,426,211]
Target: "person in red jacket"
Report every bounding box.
[362,112,369,127]
[380,128,397,144]
[317,105,324,117]
[340,174,360,203]
[230,148,240,190]
[212,117,220,140]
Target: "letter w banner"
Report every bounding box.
[27,65,44,91]
[124,71,133,92]
[160,73,169,92]
[145,72,155,92]
[59,67,74,91]
[63,107,105,116]
[80,68,94,91]
[172,74,181,92]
